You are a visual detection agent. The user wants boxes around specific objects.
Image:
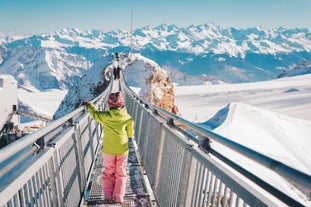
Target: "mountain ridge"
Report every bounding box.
[1,23,311,90]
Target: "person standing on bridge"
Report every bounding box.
[113,52,121,80]
[82,91,134,204]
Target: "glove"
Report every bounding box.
[81,101,90,107]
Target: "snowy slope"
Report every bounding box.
[203,102,311,205]
[175,74,311,122]
[204,102,311,173]
[173,75,311,205]
[278,59,311,78]
[53,55,113,119]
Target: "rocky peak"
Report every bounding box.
[145,63,179,114]
[124,54,179,115]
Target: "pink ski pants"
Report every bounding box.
[102,153,128,202]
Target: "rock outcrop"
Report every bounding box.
[54,53,180,119]
[124,54,179,115]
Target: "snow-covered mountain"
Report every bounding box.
[1,23,311,91]
[278,59,311,78]
[53,55,112,119]
[54,53,180,119]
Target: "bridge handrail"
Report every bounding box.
[149,101,311,202]
[0,79,112,164]
[120,76,310,206]
[150,101,311,195]
[0,107,83,163]
[0,77,113,207]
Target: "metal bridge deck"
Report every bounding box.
[84,139,153,207]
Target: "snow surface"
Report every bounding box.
[18,89,68,119]
[17,57,311,205]
[174,74,311,123]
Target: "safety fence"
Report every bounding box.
[0,79,112,207]
[120,78,311,207]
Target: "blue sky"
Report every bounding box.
[0,0,310,35]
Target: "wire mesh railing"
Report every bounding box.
[120,77,310,207]
[1,69,310,207]
[0,79,112,207]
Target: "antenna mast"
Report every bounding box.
[130,7,133,53]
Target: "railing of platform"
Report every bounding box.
[0,79,112,207]
[120,77,310,207]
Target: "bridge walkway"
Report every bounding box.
[84,79,154,206]
[85,140,153,207]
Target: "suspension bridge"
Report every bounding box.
[0,65,310,207]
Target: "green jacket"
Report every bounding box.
[86,103,134,155]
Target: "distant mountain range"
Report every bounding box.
[1,23,311,90]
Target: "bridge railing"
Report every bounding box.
[1,69,310,207]
[120,78,310,207]
[0,79,112,207]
